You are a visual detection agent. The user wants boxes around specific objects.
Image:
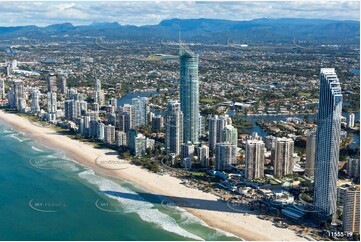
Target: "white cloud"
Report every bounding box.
[0,1,358,27]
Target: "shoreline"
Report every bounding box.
[0,110,306,241]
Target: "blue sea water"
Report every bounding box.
[0,120,239,241]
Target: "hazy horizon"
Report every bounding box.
[0,1,359,27]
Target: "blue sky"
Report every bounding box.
[0,1,359,26]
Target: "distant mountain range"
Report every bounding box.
[0,18,359,44]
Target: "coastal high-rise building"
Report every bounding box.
[165,100,183,156]
[199,115,205,137]
[208,115,232,150]
[67,88,78,100]
[64,100,86,121]
[48,74,57,92]
[222,125,238,146]
[104,125,116,145]
[342,186,360,234]
[273,137,294,178]
[97,122,105,141]
[47,92,57,122]
[133,136,147,156]
[181,142,195,162]
[264,135,277,151]
[83,116,91,137]
[128,132,147,156]
[6,64,11,77]
[347,158,360,179]
[7,91,15,108]
[31,89,40,113]
[116,131,127,147]
[89,111,99,121]
[215,143,237,171]
[0,79,5,100]
[128,129,137,153]
[64,100,74,120]
[305,129,317,177]
[108,98,118,109]
[118,112,132,133]
[245,138,265,180]
[58,76,67,94]
[12,80,26,112]
[198,145,209,167]
[314,68,343,217]
[208,116,218,150]
[348,113,355,128]
[94,79,104,105]
[132,97,149,128]
[119,104,135,131]
[89,120,98,137]
[152,115,164,132]
[180,47,199,144]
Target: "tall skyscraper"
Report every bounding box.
[89,120,98,137]
[152,115,164,132]
[65,100,86,121]
[48,74,57,92]
[347,158,360,180]
[119,104,135,131]
[314,68,343,217]
[215,143,237,171]
[198,114,205,137]
[181,142,195,161]
[104,124,116,145]
[222,125,238,145]
[118,112,132,133]
[12,80,26,112]
[132,97,149,128]
[0,79,5,100]
[264,135,277,150]
[94,79,104,105]
[273,137,294,178]
[82,116,91,137]
[305,129,317,177]
[116,131,127,147]
[342,186,360,234]
[245,138,265,180]
[198,145,209,167]
[47,92,57,122]
[348,113,355,128]
[208,115,232,150]
[31,89,40,113]
[165,100,183,156]
[97,122,105,141]
[180,47,199,144]
[128,132,147,156]
[58,76,67,94]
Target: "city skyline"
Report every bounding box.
[0,4,359,239]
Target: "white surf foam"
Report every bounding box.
[160,197,241,240]
[1,129,14,134]
[31,146,45,152]
[78,169,203,240]
[9,133,25,142]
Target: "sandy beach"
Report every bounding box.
[0,110,307,241]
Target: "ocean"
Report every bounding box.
[0,120,239,241]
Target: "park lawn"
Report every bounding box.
[200,98,217,103]
[297,92,311,97]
